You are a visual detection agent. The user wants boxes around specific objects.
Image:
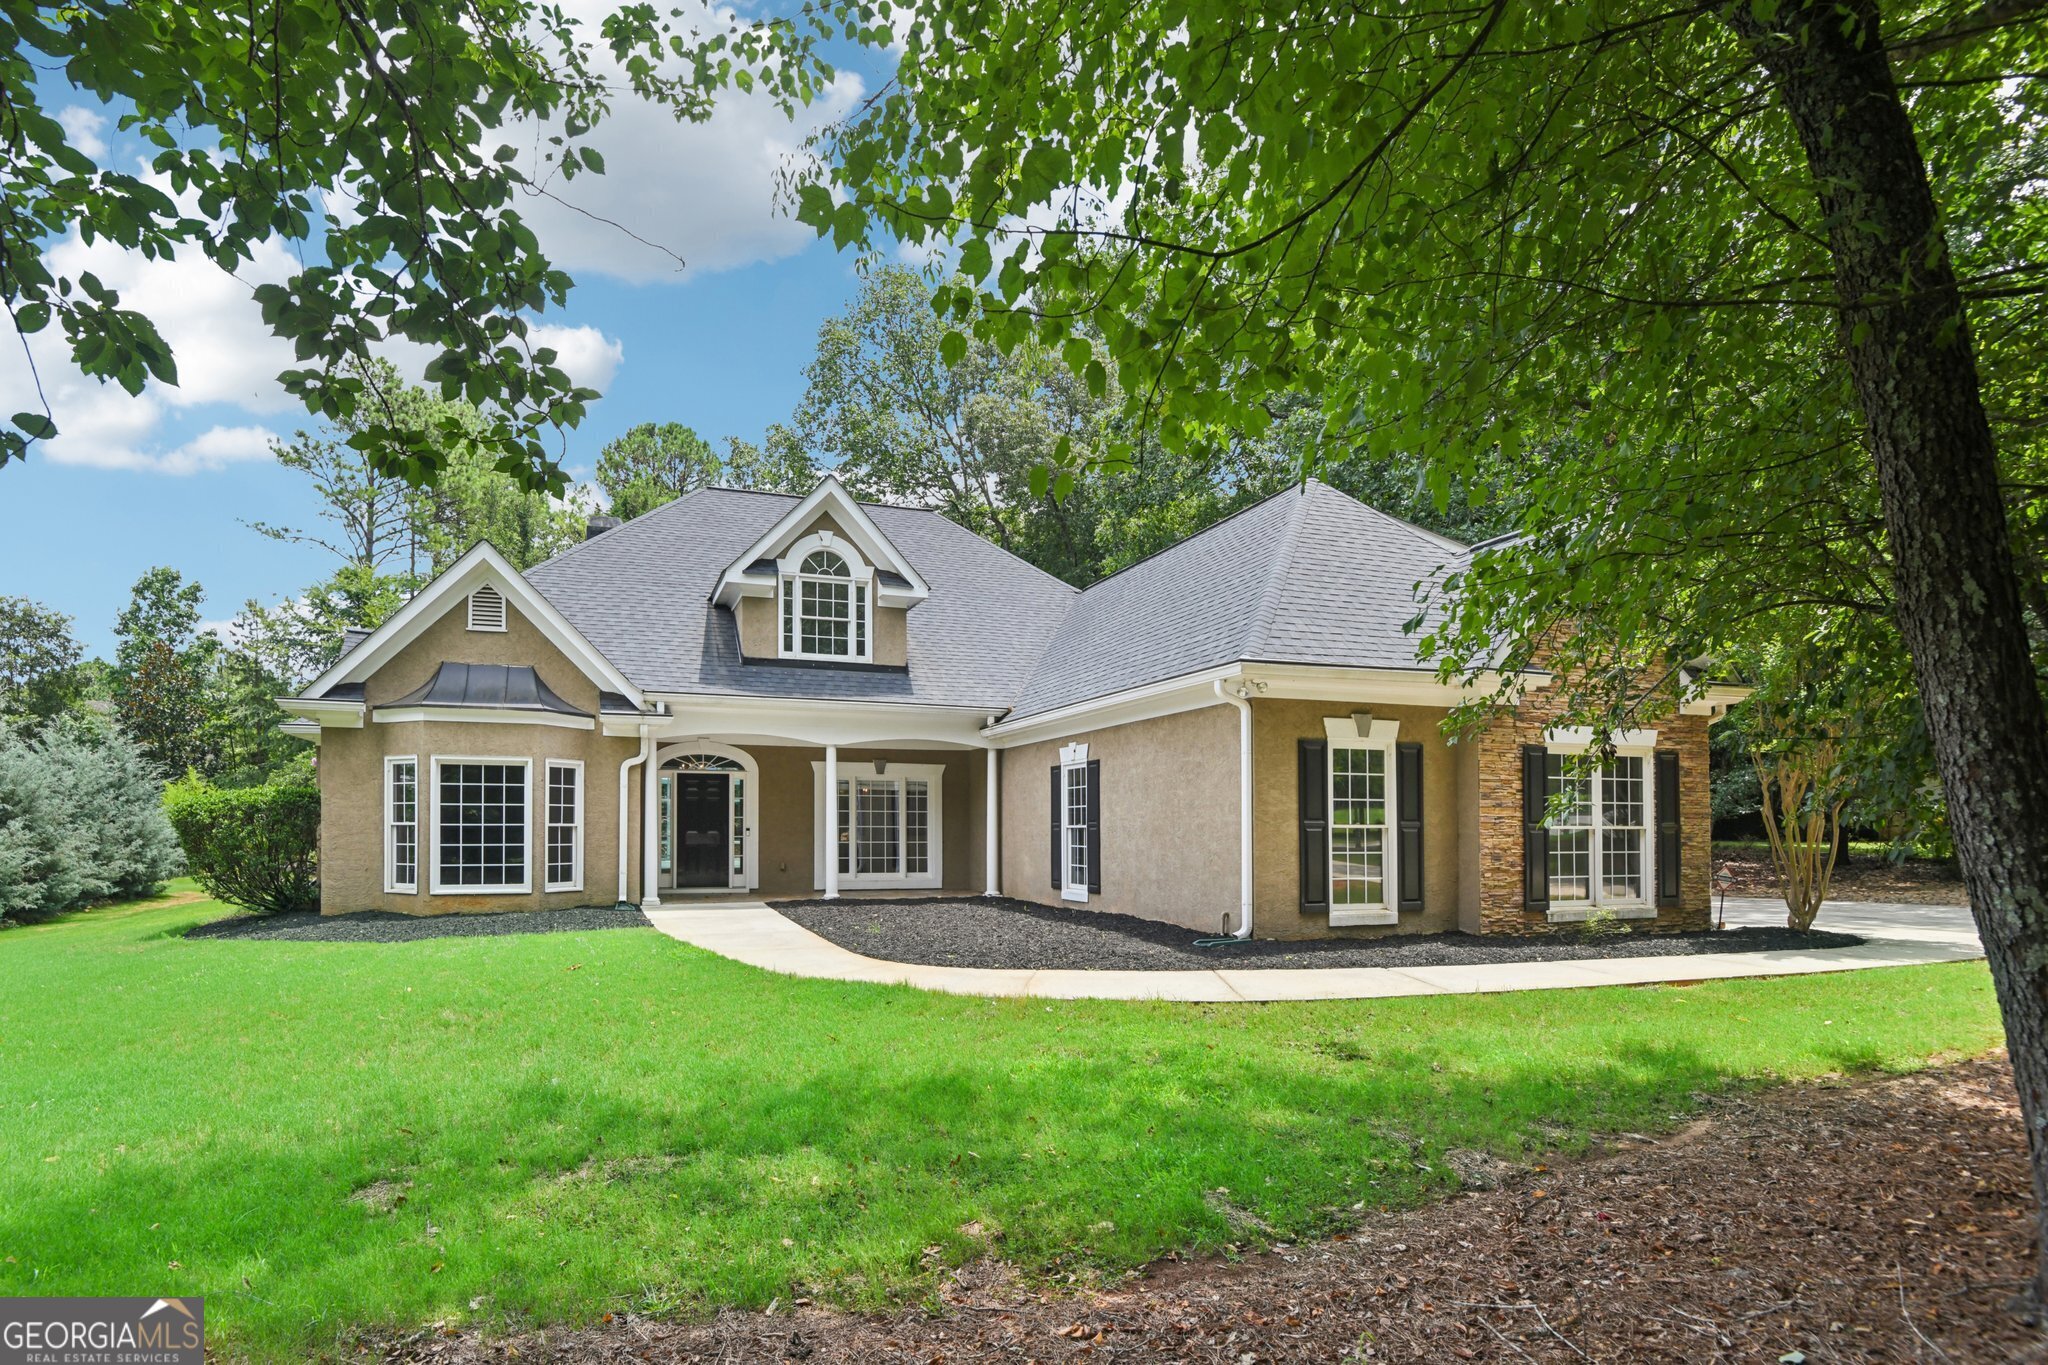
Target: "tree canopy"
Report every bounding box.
[1,0,848,487]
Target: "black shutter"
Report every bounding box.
[1656,749,1682,908]
[1522,745,1550,910]
[1049,763,1062,890]
[1085,759,1102,894]
[1396,741,1424,912]
[1299,738,1328,912]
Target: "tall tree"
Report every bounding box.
[2,0,840,487]
[112,567,218,777]
[722,427,819,495]
[247,431,422,576]
[793,265,1117,556]
[797,0,2048,1298]
[0,598,85,726]
[595,422,723,520]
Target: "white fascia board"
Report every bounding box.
[712,476,931,607]
[647,691,987,749]
[278,719,323,744]
[297,541,644,709]
[1680,683,1754,717]
[276,696,365,728]
[981,662,1545,749]
[981,666,1242,748]
[373,706,596,731]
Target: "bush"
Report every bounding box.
[162,777,319,915]
[0,719,182,923]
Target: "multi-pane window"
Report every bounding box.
[436,761,528,890]
[783,550,867,659]
[545,762,581,891]
[1063,763,1089,900]
[905,780,930,875]
[824,765,942,886]
[1329,745,1389,907]
[1545,753,1648,904]
[386,758,418,891]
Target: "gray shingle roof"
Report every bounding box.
[380,662,589,716]
[1003,481,1468,719]
[515,480,1466,719]
[524,487,1078,709]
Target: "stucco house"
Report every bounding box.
[277,476,1747,938]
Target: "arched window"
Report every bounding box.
[780,540,869,660]
[661,752,742,772]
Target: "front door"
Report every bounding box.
[675,772,730,888]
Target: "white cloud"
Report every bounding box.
[511,2,862,283]
[58,106,110,159]
[530,323,624,391]
[2,165,626,475]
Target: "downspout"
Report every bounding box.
[1215,679,1254,939]
[618,724,652,909]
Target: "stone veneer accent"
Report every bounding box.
[1473,677,1714,935]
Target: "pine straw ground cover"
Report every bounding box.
[380,1053,2037,1364]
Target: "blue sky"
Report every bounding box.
[1,30,894,657]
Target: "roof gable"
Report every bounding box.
[298,542,644,708]
[711,475,930,608]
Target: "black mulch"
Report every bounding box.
[185,905,652,943]
[771,896,1863,972]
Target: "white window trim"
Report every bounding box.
[778,531,875,664]
[1324,716,1400,927]
[429,755,533,895]
[543,758,585,893]
[1540,739,1658,920]
[466,583,508,632]
[384,755,419,894]
[1059,741,1089,903]
[810,759,944,890]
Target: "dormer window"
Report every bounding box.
[467,584,507,632]
[779,539,871,662]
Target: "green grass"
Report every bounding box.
[0,883,2002,1360]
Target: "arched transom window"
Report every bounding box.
[662,752,742,772]
[780,540,870,661]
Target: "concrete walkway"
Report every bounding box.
[641,896,1985,1002]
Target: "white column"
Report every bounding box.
[823,744,840,899]
[984,746,1000,896]
[640,745,661,908]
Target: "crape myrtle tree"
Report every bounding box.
[1,0,855,489]
[785,0,2048,1302]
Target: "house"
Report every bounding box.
[277,476,1748,938]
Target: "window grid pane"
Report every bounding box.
[545,765,578,886]
[905,780,929,875]
[389,761,417,889]
[1065,765,1088,889]
[855,779,900,875]
[1544,754,1649,904]
[799,578,851,655]
[730,777,745,875]
[1329,746,1387,906]
[438,763,526,888]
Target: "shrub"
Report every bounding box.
[0,719,182,923]
[163,777,319,915]
[1573,907,1632,940]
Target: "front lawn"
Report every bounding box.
[0,885,2003,1360]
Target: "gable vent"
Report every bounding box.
[466,584,508,632]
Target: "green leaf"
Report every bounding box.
[939,330,968,367]
[957,237,991,282]
[10,412,58,441]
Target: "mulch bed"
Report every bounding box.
[373,1051,2038,1363]
[1714,847,1971,906]
[772,896,1861,971]
[186,905,651,943]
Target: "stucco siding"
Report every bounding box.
[999,705,1239,934]
[318,594,641,915]
[1250,698,1466,940]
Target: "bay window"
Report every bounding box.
[433,758,530,893]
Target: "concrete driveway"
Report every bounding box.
[1720,895,1979,945]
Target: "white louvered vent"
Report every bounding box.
[466,584,508,632]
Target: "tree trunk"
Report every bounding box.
[1732,0,2048,1311]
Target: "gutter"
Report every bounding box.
[618,724,653,909]
[1214,679,1255,939]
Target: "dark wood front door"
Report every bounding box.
[675,773,729,888]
